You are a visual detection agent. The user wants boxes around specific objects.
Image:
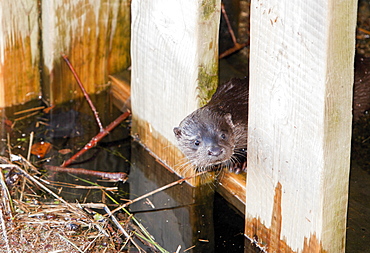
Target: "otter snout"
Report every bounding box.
[208,146,223,157]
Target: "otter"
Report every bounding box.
[173,78,248,173]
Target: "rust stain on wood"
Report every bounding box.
[1,34,40,107]
[107,0,131,75]
[302,234,324,253]
[269,182,282,250]
[246,182,326,252]
[43,0,131,105]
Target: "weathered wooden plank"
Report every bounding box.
[218,172,246,215]
[131,0,221,185]
[42,0,131,105]
[246,0,357,252]
[109,71,131,111]
[0,0,41,107]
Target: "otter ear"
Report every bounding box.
[173,127,182,140]
[224,113,235,127]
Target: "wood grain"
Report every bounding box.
[0,0,40,107]
[246,0,357,251]
[130,0,221,185]
[41,0,131,105]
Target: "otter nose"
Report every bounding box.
[208,147,222,156]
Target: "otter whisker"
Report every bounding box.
[173,78,248,176]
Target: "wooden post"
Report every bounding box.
[41,0,131,105]
[0,0,41,108]
[246,0,357,252]
[131,0,221,185]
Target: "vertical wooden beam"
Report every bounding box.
[131,0,221,185]
[0,0,41,108]
[42,0,131,105]
[246,0,357,252]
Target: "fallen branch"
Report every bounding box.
[45,165,128,182]
[109,171,207,215]
[0,163,82,215]
[61,54,104,132]
[61,53,131,167]
[219,3,248,59]
[61,110,131,167]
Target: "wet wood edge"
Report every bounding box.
[111,73,247,211]
[109,70,131,112]
[217,171,246,215]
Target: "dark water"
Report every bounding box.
[2,90,367,252]
[129,141,263,252]
[346,114,370,253]
[0,92,251,252]
[0,92,130,204]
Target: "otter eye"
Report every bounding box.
[220,133,226,139]
[194,140,200,146]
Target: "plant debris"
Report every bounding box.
[0,156,170,252]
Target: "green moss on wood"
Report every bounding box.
[197,63,218,107]
[201,0,218,20]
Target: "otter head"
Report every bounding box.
[173,108,235,169]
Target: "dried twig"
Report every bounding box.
[0,198,11,253]
[61,110,131,167]
[16,154,42,174]
[109,171,207,215]
[219,3,248,59]
[57,233,84,253]
[0,163,83,216]
[14,111,40,122]
[0,168,14,215]
[61,54,104,132]
[45,165,128,182]
[14,106,45,115]
[103,205,144,252]
[358,27,370,35]
[60,54,131,172]
[0,156,156,252]
[27,131,34,161]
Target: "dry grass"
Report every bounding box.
[0,156,170,253]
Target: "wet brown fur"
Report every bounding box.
[174,78,248,172]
